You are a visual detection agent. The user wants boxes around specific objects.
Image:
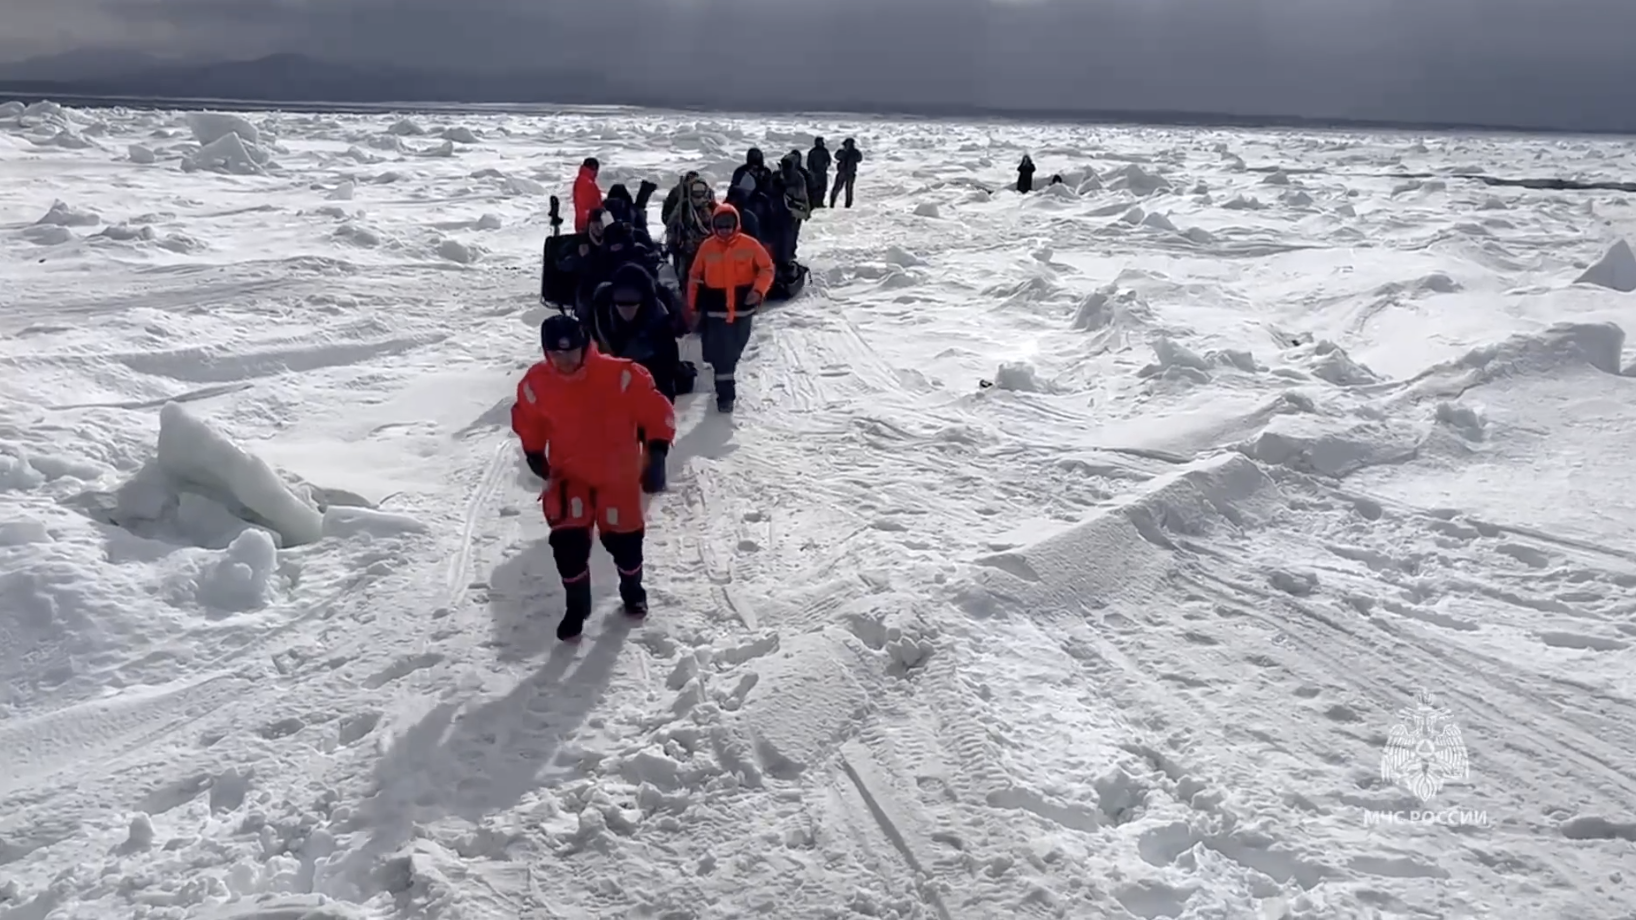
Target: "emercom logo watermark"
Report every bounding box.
[1364,688,1490,828]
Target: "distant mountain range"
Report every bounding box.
[0,50,1612,134]
[0,52,633,107]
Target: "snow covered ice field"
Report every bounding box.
[2,96,1636,920]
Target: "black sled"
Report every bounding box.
[769,261,809,302]
[540,194,678,312]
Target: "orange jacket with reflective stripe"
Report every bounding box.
[686,203,774,322]
[510,346,677,487]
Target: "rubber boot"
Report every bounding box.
[619,574,648,618]
[557,579,592,641]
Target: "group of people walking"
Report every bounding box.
[515,134,866,641]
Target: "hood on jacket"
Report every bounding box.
[607,183,633,204]
[586,207,612,242]
[710,202,742,235]
[601,220,634,253]
[813,137,826,147]
[781,150,803,171]
[609,262,657,303]
[745,148,764,167]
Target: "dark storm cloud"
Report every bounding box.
[6,0,1636,129]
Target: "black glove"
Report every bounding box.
[524,450,548,480]
[642,440,669,493]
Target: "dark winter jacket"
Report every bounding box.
[723,186,765,242]
[807,140,831,178]
[575,221,659,312]
[602,183,653,242]
[834,141,863,176]
[591,264,685,400]
[775,152,813,220]
[660,172,699,227]
[1017,155,1036,193]
[730,148,774,198]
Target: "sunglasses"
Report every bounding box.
[712,220,736,230]
[614,299,642,308]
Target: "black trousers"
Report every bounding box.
[829,173,856,208]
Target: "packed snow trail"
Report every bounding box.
[2,100,1635,920]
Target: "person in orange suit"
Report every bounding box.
[573,157,603,233]
[685,203,774,412]
[510,313,677,641]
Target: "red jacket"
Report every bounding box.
[510,346,676,487]
[573,165,603,233]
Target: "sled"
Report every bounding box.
[540,231,590,309]
[769,261,809,302]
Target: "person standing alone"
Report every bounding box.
[829,138,863,209]
[806,137,831,209]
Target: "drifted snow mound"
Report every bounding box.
[1135,336,1261,386]
[990,360,1050,392]
[186,111,261,146]
[971,453,1279,592]
[1136,336,1213,385]
[1104,163,1171,196]
[1039,181,1078,200]
[1574,239,1636,292]
[34,199,100,227]
[189,894,369,920]
[435,237,483,263]
[1287,339,1382,387]
[1399,322,1627,396]
[181,527,283,612]
[182,132,271,175]
[1238,411,1424,478]
[1071,285,1157,352]
[99,402,324,550]
[19,224,73,245]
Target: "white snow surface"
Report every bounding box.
[3,103,1636,920]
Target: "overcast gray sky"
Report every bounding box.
[3,0,1634,129]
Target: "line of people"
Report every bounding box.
[553,140,868,414]
[510,138,866,641]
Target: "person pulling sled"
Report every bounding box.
[510,313,678,641]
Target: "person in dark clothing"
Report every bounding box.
[602,184,644,239]
[590,263,688,425]
[663,173,716,282]
[660,172,700,228]
[806,137,831,210]
[771,150,813,268]
[575,218,657,319]
[1017,154,1036,193]
[730,148,773,199]
[829,138,863,208]
[723,185,765,243]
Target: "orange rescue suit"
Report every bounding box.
[510,346,677,532]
